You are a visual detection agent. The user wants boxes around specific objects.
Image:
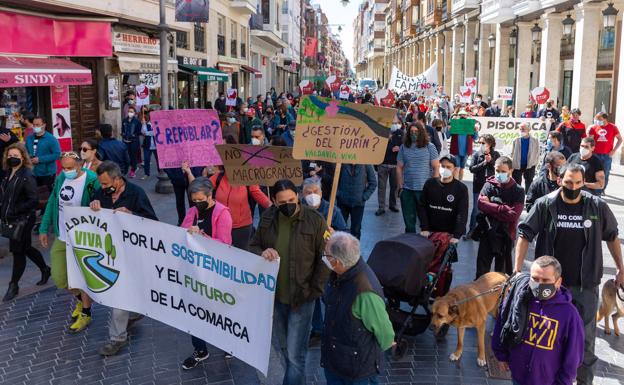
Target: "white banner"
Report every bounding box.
[64,207,278,375]
[474,117,547,156]
[497,86,514,101]
[389,62,438,95]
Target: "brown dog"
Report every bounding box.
[431,271,507,367]
[597,279,624,336]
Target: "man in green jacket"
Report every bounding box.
[39,152,100,333]
[249,179,330,385]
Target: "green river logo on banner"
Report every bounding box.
[69,218,120,293]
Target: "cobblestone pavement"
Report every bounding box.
[1,163,624,384]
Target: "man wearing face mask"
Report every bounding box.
[321,232,395,384]
[249,179,330,385]
[467,134,500,237]
[484,100,501,117]
[121,106,141,178]
[25,116,61,193]
[302,178,347,231]
[214,92,227,114]
[556,108,586,153]
[475,156,525,278]
[588,112,621,191]
[543,131,572,164]
[510,123,540,192]
[222,111,240,141]
[90,161,157,356]
[526,151,566,212]
[417,155,468,243]
[492,256,584,385]
[376,118,403,216]
[515,163,623,385]
[39,152,100,333]
[567,137,605,195]
[537,99,561,126]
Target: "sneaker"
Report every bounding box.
[389,206,400,213]
[225,353,234,359]
[375,209,385,216]
[127,315,144,330]
[69,313,91,334]
[182,350,209,370]
[99,340,128,356]
[71,301,83,319]
[128,170,136,178]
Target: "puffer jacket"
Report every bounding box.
[336,164,377,207]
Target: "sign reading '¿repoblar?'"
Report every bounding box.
[216,144,303,186]
[150,109,224,169]
[293,96,396,165]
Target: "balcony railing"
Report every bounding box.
[217,35,226,55]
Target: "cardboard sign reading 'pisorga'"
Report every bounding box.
[216,144,303,186]
[293,96,396,165]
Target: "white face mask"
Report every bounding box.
[439,166,453,179]
[243,108,249,113]
[580,147,591,158]
[304,193,322,208]
[80,150,90,160]
[127,112,135,118]
[322,256,334,271]
[390,123,401,132]
[251,138,262,146]
[227,117,236,123]
[480,144,487,153]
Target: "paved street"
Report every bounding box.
[1,163,624,384]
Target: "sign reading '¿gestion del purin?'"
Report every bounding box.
[293,95,397,165]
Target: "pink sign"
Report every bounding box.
[51,86,70,109]
[0,11,112,57]
[151,109,224,169]
[0,57,92,87]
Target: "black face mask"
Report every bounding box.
[562,186,581,200]
[278,203,297,218]
[7,157,21,168]
[529,279,557,301]
[103,186,117,196]
[195,201,209,214]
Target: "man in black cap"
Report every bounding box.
[417,155,469,243]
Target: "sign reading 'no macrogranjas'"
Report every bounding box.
[293,95,396,165]
[64,207,278,375]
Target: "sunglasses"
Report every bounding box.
[80,147,93,152]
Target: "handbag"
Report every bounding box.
[1,218,27,241]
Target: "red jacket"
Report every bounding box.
[209,173,271,228]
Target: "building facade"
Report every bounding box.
[354,0,389,84]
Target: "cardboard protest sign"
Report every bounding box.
[293,95,396,165]
[150,109,224,169]
[389,62,438,95]
[474,117,547,155]
[497,86,513,100]
[450,118,476,135]
[216,144,303,186]
[459,86,472,104]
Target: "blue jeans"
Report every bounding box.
[595,153,612,191]
[143,148,159,176]
[324,368,379,385]
[126,139,140,172]
[469,192,479,230]
[311,298,324,334]
[274,300,315,385]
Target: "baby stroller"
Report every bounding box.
[368,233,458,359]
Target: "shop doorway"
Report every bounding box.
[69,58,100,149]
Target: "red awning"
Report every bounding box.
[241,64,262,79]
[0,56,92,87]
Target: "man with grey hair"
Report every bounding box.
[510,122,539,191]
[301,178,347,231]
[492,255,584,385]
[321,232,395,384]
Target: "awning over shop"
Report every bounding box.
[241,65,263,79]
[115,53,178,74]
[179,64,228,82]
[0,56,92,87]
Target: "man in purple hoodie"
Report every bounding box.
[492,256,584,385]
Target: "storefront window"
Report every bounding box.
[0,87,46,140]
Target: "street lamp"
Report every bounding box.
[603,3,618,29]
[459,42,465,54]
[473,38,479,51]
[562,14,574,36]
[509,28,517,46]
[531,23,542,42]
[487,33,496,48]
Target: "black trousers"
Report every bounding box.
[475,230,512,279]
[512,166,536,192]
[173,184,192,226]
[9,215,46,284]
[231,225,252,251]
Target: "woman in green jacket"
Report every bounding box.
[39,152,100,333]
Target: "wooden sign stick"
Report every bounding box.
[326,162,342,228]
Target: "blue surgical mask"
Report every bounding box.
[595,119,605,126]
[546,139,553,150]
[495,172,509,184]
[64,169,78,180]
[33,126,44,135]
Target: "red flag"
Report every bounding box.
[304,38,317,58]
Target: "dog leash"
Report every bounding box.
[610,278,624,301]
[452,284,505,306]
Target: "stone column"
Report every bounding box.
[435,33,443,86]
[477,23,492,98]
[451,23,464,95]
[539,11,563,104]
[464,20,477,78]
[571,2,602,125]
[493,24,511,103]
[515,22,533,115]
[412,42,417,75]
[443,29,453,94]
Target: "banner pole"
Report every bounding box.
[326,163,342,228]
